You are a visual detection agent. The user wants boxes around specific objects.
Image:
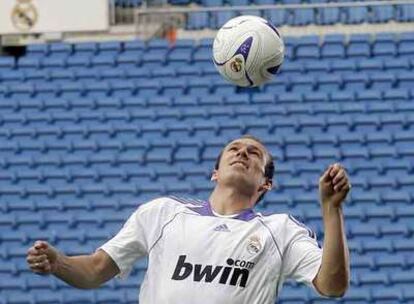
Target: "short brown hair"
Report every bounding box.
[214,135,274,204]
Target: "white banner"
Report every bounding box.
[0,0,109,34]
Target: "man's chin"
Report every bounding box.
[221,173,255,190]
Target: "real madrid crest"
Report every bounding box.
[230,57,243,73]
[246,235,262,255]
[11,0,38,31]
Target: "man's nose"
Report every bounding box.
[237,147,249,158]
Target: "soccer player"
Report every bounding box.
[27,135,350,303]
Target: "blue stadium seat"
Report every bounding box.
[397,4,414,22]
[371,5,395,23]
[91,54,116,67]
[373,41,397,58]
[317,73,342,92]
[116,52,143,67]
[396,72,414,89]
[124,67,149,80]
[345,6,369,24]
[74,42,98,55]
[398,38,414,56]
[383,88,410,101]
[41,56,67,69]
[176,66,199,77]
[193,48,211,63]
[384,58,410,72]
[318,7,340,25]
[161,78,187,96]
[66,55,92,68]
[370,72,395,90]
[188,78,211,96]
[141,49,168,66]
[304,60,330,73]
[99,69,125,80]
[321,43,345,58]
[147,39,170,51]
[212,11,237,29]
[295,45,320,59]
[331,58,357,72]
[17,57,40,70]
[168,49,192,66]
[0,70,24,83]
[343,73,369,91]
[135,79,160,97]
[123,39,146,52]
[26,43,49,57]
[98,41,123,55]
[152,66,176,78]
[347,42,371,59]
[187,12,209,30]
[264,9,286,27]
[290,75,315,92]
[289,8,315,26]
[0,56,15,69]
[356,58,383,72]
[49,42,73,55]
[356,89,382,102]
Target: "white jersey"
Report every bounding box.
[99,196,322,304]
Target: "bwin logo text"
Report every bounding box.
[171,255,254,288]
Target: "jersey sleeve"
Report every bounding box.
[282,215,322,288]
[98,197,171,279]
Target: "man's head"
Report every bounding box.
[211,135,274,205]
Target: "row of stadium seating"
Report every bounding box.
[5,46,414,69]
[13,33,414,56]
[0,92,413,112]
[186,4,414,29]
[114,1,414,27]
[1,60,414,86]
[1,73,413,94]
[0,102,413,127]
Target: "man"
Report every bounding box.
[27,135,350,303]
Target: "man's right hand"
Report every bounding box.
[27,240,59,275]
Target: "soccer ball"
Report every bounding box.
[212,15,284,87]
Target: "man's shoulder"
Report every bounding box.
[258,212,307,231]
[138,195,204,213]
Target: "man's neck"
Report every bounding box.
[209,186,255,216]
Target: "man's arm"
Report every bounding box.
[313,163,351,297]
[27,241,119,289]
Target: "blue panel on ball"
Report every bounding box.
[233,36,253,61]
[264,21,281,38]
[267,64,282,75]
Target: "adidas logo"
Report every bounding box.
[214,224,230,232]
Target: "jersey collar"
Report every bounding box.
[188,200,258,222]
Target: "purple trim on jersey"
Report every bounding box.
[187,200,258,222]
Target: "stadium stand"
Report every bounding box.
[1,0,414,303]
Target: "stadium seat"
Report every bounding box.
[369,72,395,90]
[318,7,340,25]
[264,9,286,27]
[397,4,414,22]
[212,11,237,29]
[345,6,369,24]
[289,8,315,26]
[371,5,395,23]
[98,41,123,55]
[356,58,383,72]
[187,12,210,30]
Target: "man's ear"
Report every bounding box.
[258,179,272,192]
[211,170,218,181]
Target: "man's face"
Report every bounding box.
[212,138,271,196]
